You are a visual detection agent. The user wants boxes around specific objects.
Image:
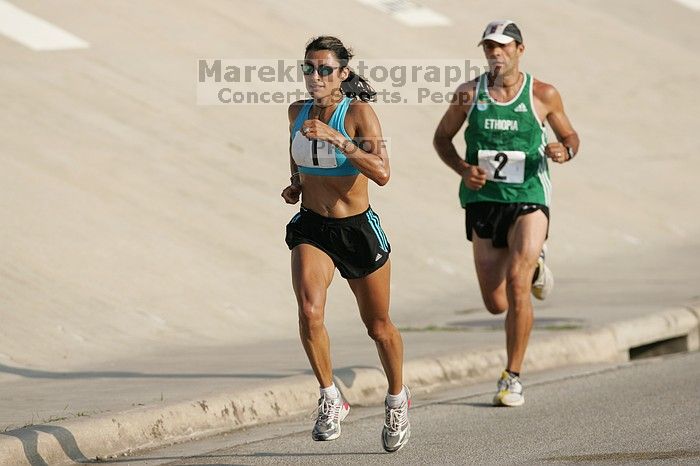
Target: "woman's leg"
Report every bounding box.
[347,260,403,395]
[291,244,336,388]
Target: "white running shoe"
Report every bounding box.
[382,386,411,452]
[532,245,553,300]
[492,371,524,407]
[311,395,350,441]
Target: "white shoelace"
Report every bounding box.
[385,403,408,433]
[507,377,522,394]
[315,397,340,423]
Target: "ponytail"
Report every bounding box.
[342,70,377,102]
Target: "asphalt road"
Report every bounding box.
[110,351,700,465]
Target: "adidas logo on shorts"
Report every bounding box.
[375,253,383,262]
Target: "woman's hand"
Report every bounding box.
[300,119,342,144]
[281,182,302,204]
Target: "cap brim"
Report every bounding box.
[478,34,515,46]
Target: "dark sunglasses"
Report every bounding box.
[301,62,340,77]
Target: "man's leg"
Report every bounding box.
[472,235,509,315]
[473,233,524,406]
[504,210,548,373]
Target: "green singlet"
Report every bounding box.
[460,72,551,207]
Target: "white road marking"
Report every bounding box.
[673,0,700,10]
[0,0,89,50]
[355,0,451,27]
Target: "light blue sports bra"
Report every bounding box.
[290,97,360,176]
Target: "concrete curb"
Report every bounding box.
[1,305,698,465]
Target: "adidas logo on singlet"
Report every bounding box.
[514,103,527,112]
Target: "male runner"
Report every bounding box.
[433,20,579,406]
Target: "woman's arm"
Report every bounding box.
[300,101,390,186]
[282,101,304,204]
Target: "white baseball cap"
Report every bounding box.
[478,20,523,46]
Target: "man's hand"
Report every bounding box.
[545,142,570,164]
[281,183,301,204]
[462,165,487,190]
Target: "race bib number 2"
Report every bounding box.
[477,150,526,184]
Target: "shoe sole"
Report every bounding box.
[493,395,525,407]
[312,403,350,441]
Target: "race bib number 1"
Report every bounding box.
[291,131,338,169]
[477,150,526,184]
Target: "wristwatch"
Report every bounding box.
[566,146,575,160]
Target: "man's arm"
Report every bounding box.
[433,83,470,175]
[537,83,580,164]
[433,81,487,190]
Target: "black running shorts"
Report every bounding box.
[465,202,549,248]
[285,206,391,279]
